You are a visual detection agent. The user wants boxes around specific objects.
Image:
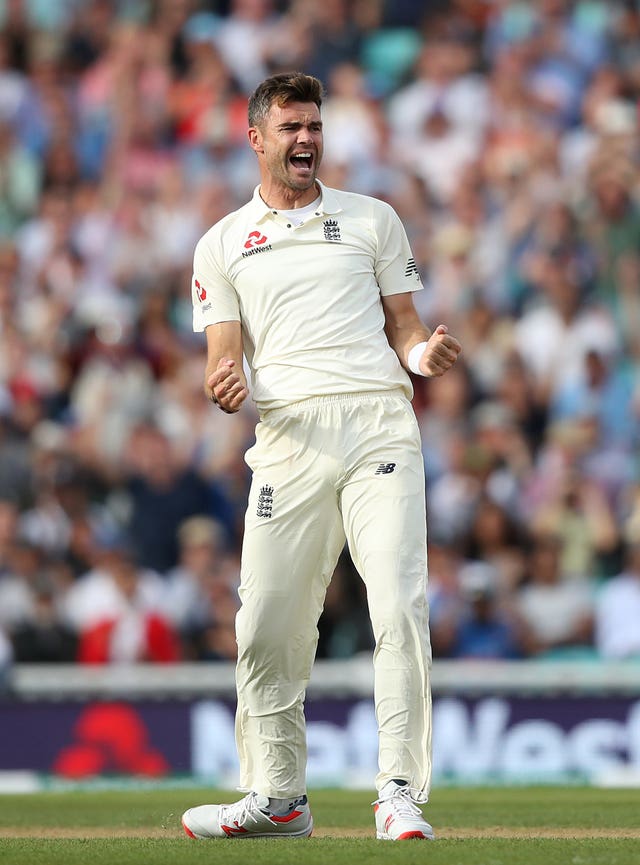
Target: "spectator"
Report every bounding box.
[0,119,41,235]
[463,495,528,593]
[168,35,241,149]
[320,62,381,175]
[0,33,29,121]
[517,533,595,658]
[450,561,525,660]
[531,469,620,579]
[583,155,640,355]
[551,345,638,450]
[190,569,241,662]
[388,37,489,143]
[316,550,374,659]
[514,251,618,405]
[0,541,44,632]
[211,0,282,94]
[595,539,640,659]
[121,423,219,574]
[298,0,364,86]
[64,538,180,664]
[394,101,482,207]
[162,515,234,649]
[171,517,241,662]
[427,539,465,658]
[11,580,77,662]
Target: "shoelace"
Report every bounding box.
[219,792,262,827]
[373,785,423,818]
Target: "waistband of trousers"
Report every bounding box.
[262,388,406,420]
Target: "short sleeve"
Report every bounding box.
[192,234,241,332]
[373,201,424,297]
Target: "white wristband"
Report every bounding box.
[407,341,428,376]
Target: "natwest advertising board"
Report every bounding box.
[1,695,640,785]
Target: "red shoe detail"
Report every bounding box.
[221,823,249,836]
[397,831,427,840]
[182,820,197,839]
[271,809,304,824]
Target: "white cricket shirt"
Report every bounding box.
[192,182,424,413]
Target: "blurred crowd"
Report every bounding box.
[1,0,640,674]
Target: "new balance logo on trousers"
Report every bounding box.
[375,463,396,474]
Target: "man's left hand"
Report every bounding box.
[419,325,462,377]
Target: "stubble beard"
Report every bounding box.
[268,152,319,193]
[289,173,316,191]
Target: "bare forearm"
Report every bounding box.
[381,293,461,377]
[204,321,248,413]
[386,320,432,369]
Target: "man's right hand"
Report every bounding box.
[206,358,248,414]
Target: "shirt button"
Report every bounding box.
[287,223,292,228]
[315,212,320,216]
[272,210,277,214]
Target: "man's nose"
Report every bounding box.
[297,127,313,143]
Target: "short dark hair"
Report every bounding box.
[248,72,324,128]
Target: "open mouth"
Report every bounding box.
[289,152,313,171]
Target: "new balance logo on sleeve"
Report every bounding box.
[375,463,396,475]
[404,258,419,278]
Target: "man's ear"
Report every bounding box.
[248,126,263,154]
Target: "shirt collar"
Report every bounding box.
[249,180,343,223]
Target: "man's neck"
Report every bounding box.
[259,182,320,211]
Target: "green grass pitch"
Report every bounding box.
[1,786,639,865]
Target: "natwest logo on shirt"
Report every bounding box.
[242,230,272,258]
[244,231,268,249]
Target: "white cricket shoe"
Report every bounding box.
[182,791,313,839]
[374,780,435,841]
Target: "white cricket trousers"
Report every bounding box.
[234,389,432,800]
